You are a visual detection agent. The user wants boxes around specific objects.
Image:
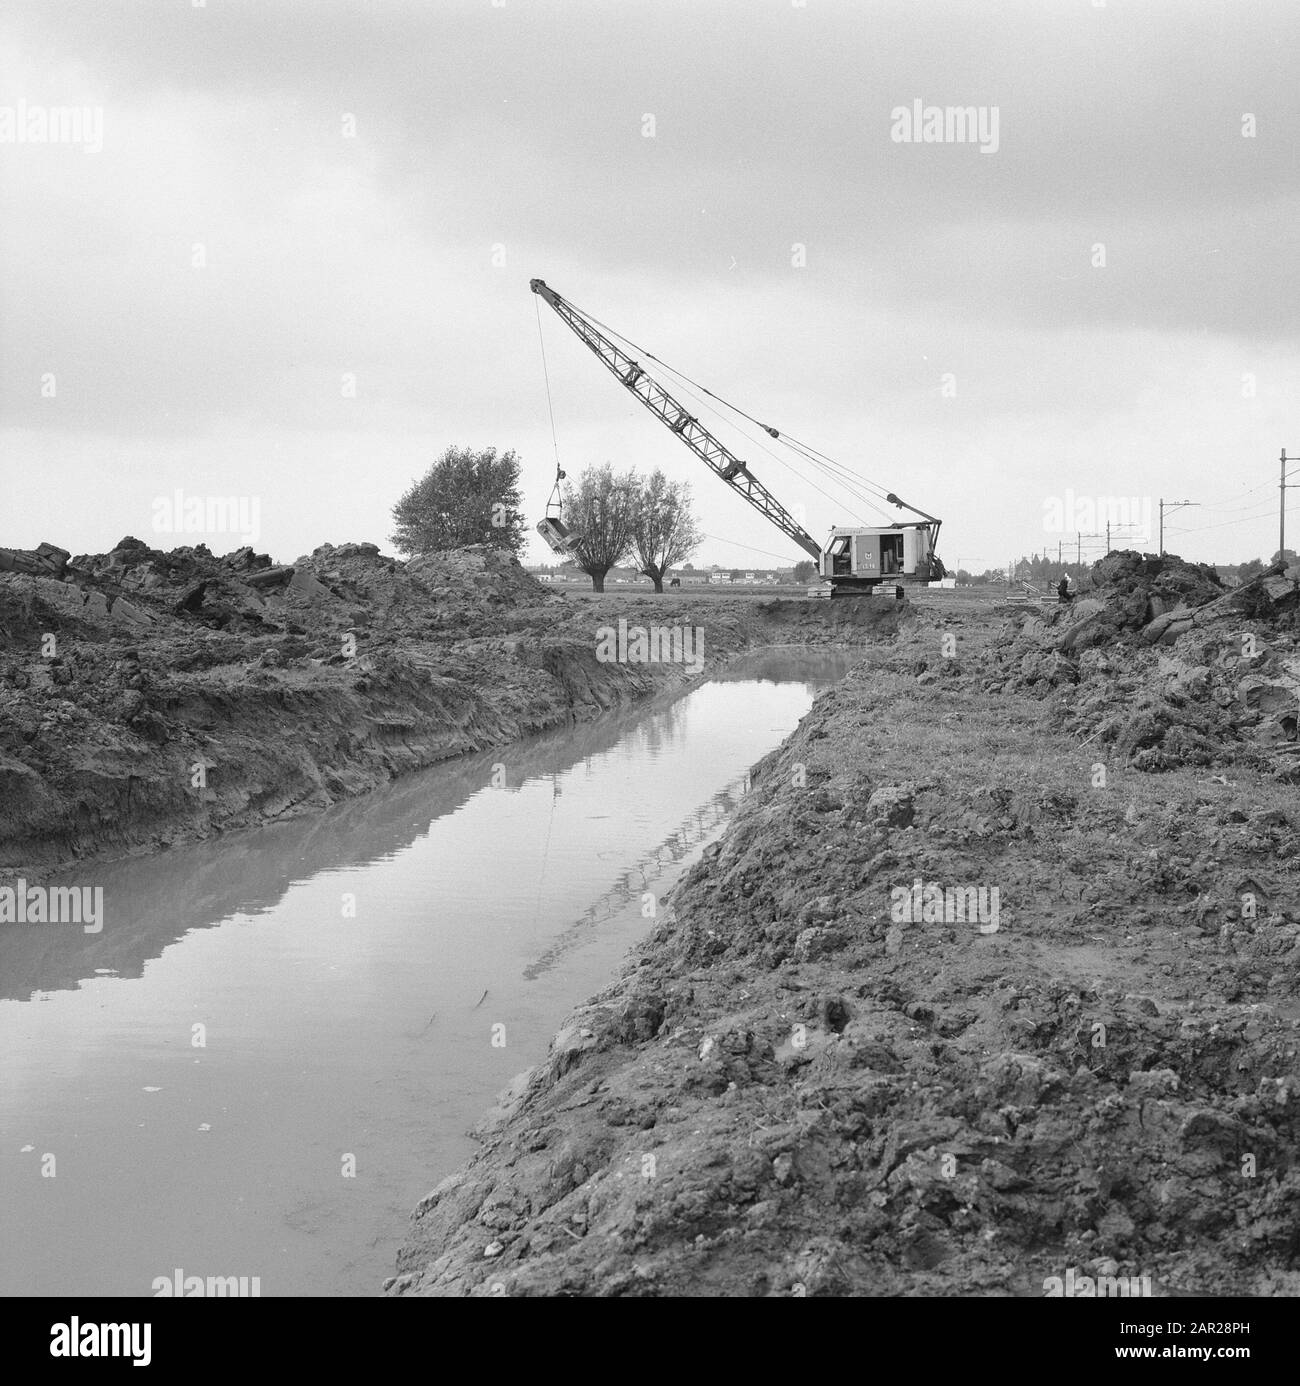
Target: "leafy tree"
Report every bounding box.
[563,463,639,592]
[390,445,526,556]
[792,559,816,584]
[630,470,703,592]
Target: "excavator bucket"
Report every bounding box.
[536,515,581,558]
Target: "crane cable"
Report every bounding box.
[643,358,893,524]
[702,533,814,564]
[627,357,882,527]
[567,303,892,526]
[535,296,566,519]
[563,293,901,513]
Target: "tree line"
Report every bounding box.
[966,549,1299,588]
[390,445,707,592]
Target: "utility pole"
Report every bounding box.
[1282,450,1299,562]
[1076,532,1081,564]
[1105,523,1144,557]
[1158,498,1198,557]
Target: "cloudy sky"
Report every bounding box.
[3,0,1298,573]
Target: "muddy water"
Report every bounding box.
[0,649,852,1297]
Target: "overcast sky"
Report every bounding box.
[3,0,1298,573]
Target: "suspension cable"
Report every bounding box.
[535,296,564,506]
[574,309,893,525]
[563,292,899,513]
[630,357,878,526]
[702,533,812,564]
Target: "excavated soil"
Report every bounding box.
[389,554,1300,1297]
[0,538,900,874]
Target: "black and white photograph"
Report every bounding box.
[1,0,1297,1352]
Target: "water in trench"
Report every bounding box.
[0,648,853,1297]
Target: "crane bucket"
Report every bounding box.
[536,515,581,558]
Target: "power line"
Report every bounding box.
[1196,467,1300,512]
[1197,491,1283,515]
[701,533,807,564]
[1196,479,1275,508]
[1167,507,1275,535]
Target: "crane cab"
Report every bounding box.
[819,522,943,595]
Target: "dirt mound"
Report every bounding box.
[959,554,1300,778]
[23,536,556,643]
[1049,550,1300,653]
[0,537,567,868]
[1050,551,1221,652]
[400,545,559,631]
[1094,548,1223,607]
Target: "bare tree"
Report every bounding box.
[563,463,639,592]
[631,470,703,593]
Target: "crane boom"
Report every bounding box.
[530,279,823,562]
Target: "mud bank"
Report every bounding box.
[389,557,1300,1297]
[0,538,902,874]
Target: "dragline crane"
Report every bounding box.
[530,278,944,596]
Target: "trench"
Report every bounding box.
[0,647,853,1297]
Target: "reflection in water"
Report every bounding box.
[0,648,854,1297]
[1,649,850,1006]
[0,675,693,1005]
[522,768,749,982]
